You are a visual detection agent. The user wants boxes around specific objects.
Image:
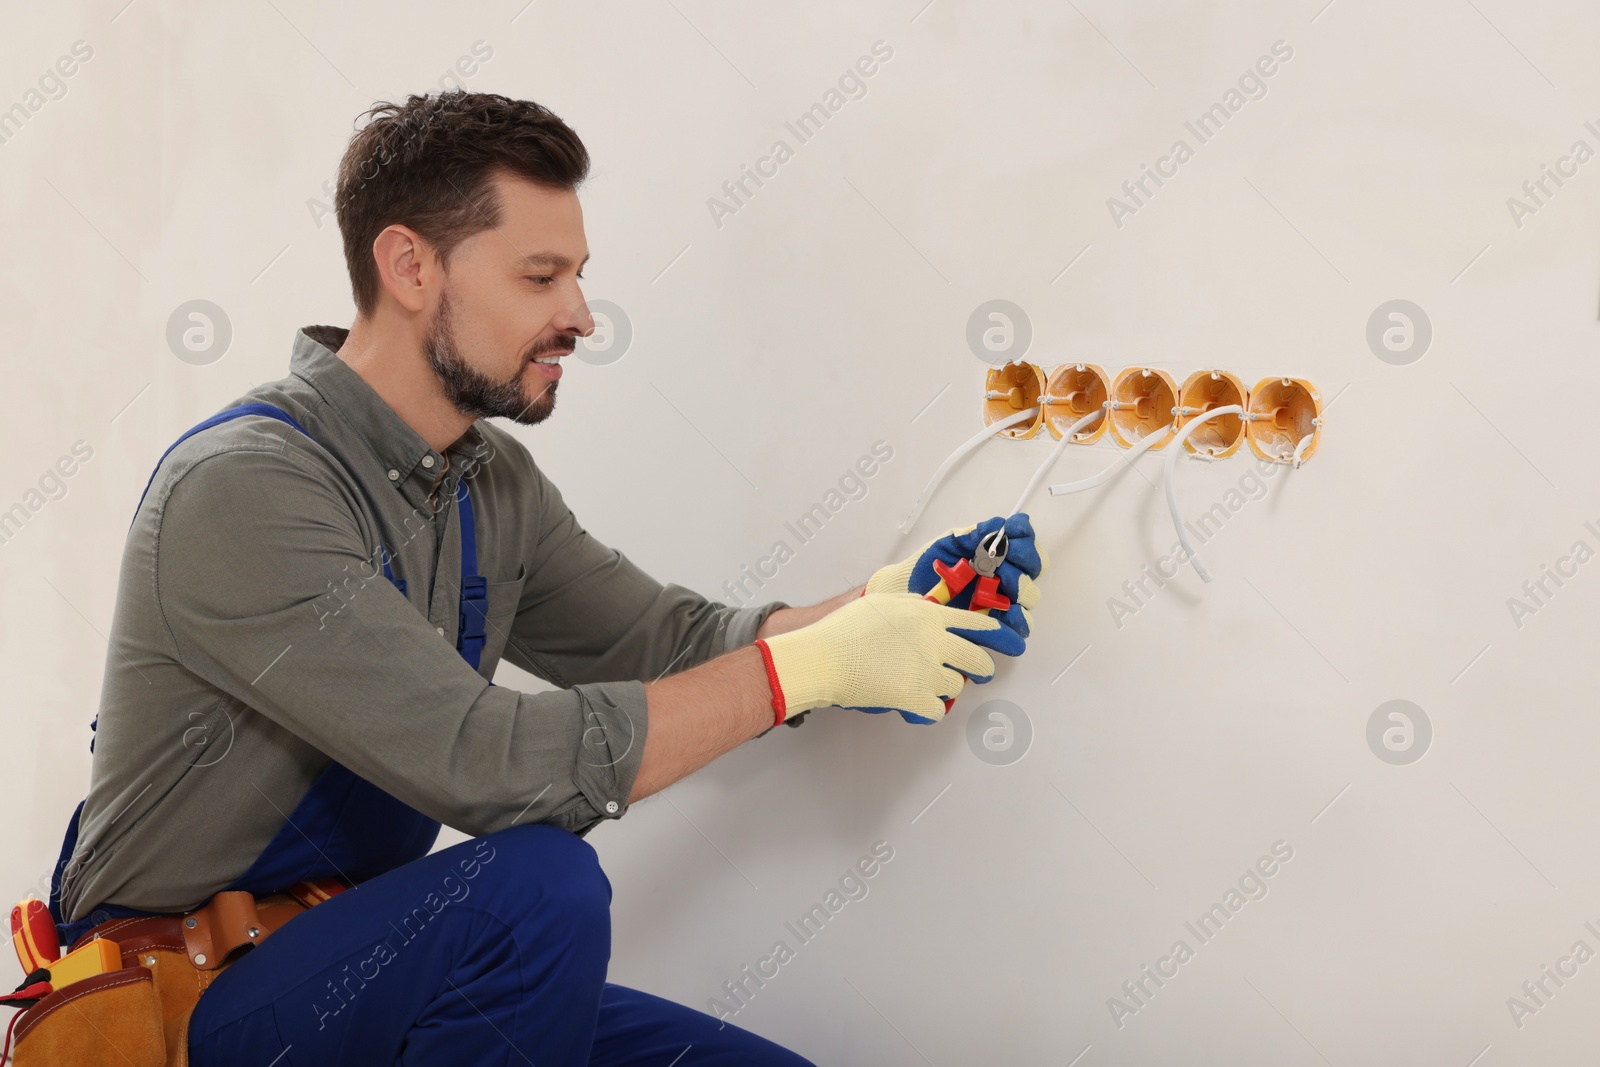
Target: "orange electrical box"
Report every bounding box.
[1247,377,1322,464]
[1176,369,1249,457]
[982,362,1046,439]
[1043,363,1111,443]
[1106,367,1178,448]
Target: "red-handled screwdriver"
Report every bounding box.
[10,898,60,974]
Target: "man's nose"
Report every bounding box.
[555,294,594,337]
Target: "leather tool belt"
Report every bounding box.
[11,879,344,1067]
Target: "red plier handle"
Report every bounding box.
[922,528,1011,709]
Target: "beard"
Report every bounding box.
[424,286,561,424]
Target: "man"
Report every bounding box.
[47,90,1045,1064]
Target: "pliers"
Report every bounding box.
[923,527,1011,613]
[923,527,1011,712]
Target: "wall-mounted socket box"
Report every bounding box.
[1043,363,1111,443]
[983,362,1046,439]
[1107,367,1179,448]
[1247,377,1321,464]
[1176,369,1249,457]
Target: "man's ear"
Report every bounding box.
[371,224,436,314]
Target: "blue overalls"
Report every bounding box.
[47,404,816,1065]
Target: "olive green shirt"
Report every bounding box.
[58,325,780,921]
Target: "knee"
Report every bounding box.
[465,823,611,926]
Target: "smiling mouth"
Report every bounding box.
[529,342,574,364]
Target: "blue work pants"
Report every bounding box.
[187,822,814,1066]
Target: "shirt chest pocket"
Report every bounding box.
[475,562,527,679]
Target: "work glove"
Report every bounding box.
[755,593,1000,725]
[865,514,1046,654]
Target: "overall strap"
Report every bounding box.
[92,403,310,758]
[380,550,406,597]
[378,474,487,669]
[455,480,488,671]
[128,402,308,532]
[45,801,85,928]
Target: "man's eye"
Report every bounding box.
[526,276,552,285]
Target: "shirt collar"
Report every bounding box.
[292,325,489,512]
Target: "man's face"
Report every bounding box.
[423,172,592,424]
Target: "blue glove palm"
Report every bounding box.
[863,513,1046,717]
[905,514,1043,654]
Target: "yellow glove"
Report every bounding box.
[755,593,1000,725]
[864,523,976,596]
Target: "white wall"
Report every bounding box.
[4,1,1599,1063]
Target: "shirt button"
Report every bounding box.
[422,455,435,469]
[605,801,619,814]
[435,626,445,636]
[387,469,400,481]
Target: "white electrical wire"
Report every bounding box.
[898,406,1039,534]
[1291,431,1315,468]
[1163,404,1243,583]
[1046,421,1172,496]
[1009,408,1105,516]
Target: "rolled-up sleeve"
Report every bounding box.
[155,443,665,839]
[485,453,786,830]
[518,587,776,833]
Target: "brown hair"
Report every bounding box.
[335,90,591,316]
